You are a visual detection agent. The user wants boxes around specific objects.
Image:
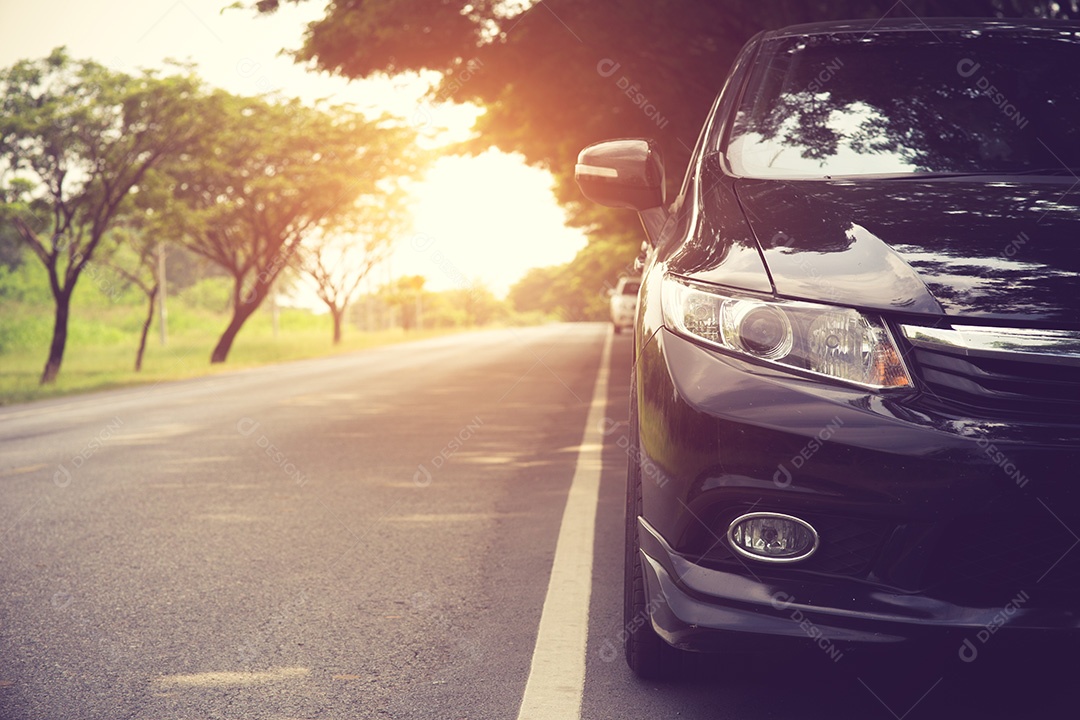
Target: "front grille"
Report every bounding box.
[898,323,1080,418]
[909,347,1080,417]
[805,516,891,575]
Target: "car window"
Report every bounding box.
[724,28,1080,178]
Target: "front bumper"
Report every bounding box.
[639,518,1080,655]
[636,328,1080,649]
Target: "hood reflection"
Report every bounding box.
[734,177,1080,323]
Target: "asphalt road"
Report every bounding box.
[1,323,1076,720]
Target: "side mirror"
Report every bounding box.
[575,139,665,211]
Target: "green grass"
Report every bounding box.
[1,321,465,406]
[0,259,562,405]
[0,270,473,405]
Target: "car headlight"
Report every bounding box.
[662,275,913,389]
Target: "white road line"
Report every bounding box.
[516,327,613,720]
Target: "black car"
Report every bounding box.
[576,18,1080,679]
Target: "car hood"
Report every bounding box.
[730,178,1080,324]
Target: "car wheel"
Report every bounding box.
[624,370,680,679]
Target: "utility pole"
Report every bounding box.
[156,241,167,346]
[365,274,375,332]
[270,283,280,339]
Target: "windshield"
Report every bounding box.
[724,28,1080,178]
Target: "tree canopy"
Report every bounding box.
[261,0,1066,193]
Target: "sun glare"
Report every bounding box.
[402,151,586,297]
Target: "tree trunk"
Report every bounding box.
[40,292,72,385]
[134,286,159,372]
[331,306,344,345]
[211,280,263,364]
[211,305,259,364]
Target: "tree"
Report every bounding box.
[454,282,504,327]
[509,265,563,317]
[157,94,420,363]
[93,222,163,371]
[509,231,640,321]
[425,282,496,327]
[301,187,411,344]
[255,0,1064,315]
[0,48,203,384]
[380,275,426,331]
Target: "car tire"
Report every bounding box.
[624,370,680,680]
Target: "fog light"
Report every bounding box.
[727,513,819,563]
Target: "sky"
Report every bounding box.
[0,0,588,300]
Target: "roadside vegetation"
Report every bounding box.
[0,49,428,387]
[0,257,548,405]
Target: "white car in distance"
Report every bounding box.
[609,276,640,334]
